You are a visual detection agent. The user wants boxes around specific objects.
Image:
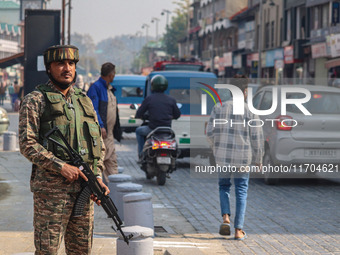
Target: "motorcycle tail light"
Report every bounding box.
[151,140,160,150]
[151,139,177,150]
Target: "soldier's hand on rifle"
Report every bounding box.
[91,178,110,206]
[61,163,88,183]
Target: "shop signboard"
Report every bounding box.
[284,46,294,64]
[247,53,258,67]
[233,54,242,69]
[223,52,232,67]
[329,33,340,57]
[275,59,284,70]
[311,42,328,58]
[265,49,284,67]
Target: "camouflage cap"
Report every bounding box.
[43,45,79,66]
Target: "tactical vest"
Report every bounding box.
[37,84,102,172]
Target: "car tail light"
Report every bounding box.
[151,139,177,150]
[276,115,294,131]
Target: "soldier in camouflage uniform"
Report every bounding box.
[19,45,109,255]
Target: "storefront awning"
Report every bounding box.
[325,58,340,69]
[0,52,24,69]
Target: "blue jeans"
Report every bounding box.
[219,172,250,229]
[135,125,153,156]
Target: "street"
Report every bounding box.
[0,109,340,254]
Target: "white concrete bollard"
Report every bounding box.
[116,183,142,221]
[108,174,132,205]
[118,166,124,173]
[117,226,154,255]
[3,131,16,151]
[123,192,154,229]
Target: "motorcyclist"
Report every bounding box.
[135,75,181,160]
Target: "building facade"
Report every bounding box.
[179,0,340,85]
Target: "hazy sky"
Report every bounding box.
[47,0,177,43]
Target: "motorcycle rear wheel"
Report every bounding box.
[157,171,166,185]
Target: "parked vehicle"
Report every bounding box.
[0,107,9,134]
[153,58,204,72]
[252,85,340,184]
[145,71,218,159]
[140,126,178,185]
[111,75,146,133]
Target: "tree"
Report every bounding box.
[163,0,190,57]
[71,33,99,77]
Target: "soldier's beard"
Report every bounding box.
[48,71,77,90]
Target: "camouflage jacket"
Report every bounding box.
[19,81,105,193]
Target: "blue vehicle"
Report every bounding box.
[145,71,218,158]
[111,75,146,132]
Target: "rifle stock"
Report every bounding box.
[45,127,133,244]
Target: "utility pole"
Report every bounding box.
[62,0,65,44]
[67,0,71,44]
[151,17,160,41]
[210,0,215,73]
[142,24,149,43]
[257,0,263,83]
[161,9,171,29]
[257,0,274,83]
[186,3,190,57]
[161,9,171,56]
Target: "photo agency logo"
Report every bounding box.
[197,82,222,115]
[198,82,313,128]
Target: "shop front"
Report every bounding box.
[262,48,284,85]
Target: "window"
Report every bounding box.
[256,24,260,49]
[251,92,263,110]
[169,89,200,104]
[322,4,329,28]
[271,21,275,48]
[259,91,273,110]
[265,22,270,48]
[121,87,143,97]
[286,92,340,114]
[296,7,301,39]
[313,6,321,29]
[285,10,291,41]
[280,18,283,43]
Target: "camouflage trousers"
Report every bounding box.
[33,191,94,255]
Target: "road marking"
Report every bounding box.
[0,180,19,183]
[152,204,175,209]
[154,241,210,249]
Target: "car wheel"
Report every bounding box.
[263,149,279,185]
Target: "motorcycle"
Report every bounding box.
[140,126,178,185]
[130,103,179,185]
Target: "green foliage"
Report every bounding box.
[131,45,150,73]
[163,0,190,57]
[71,33,99,76]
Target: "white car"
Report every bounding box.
[253,85,340,184]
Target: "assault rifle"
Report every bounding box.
[45,126,133,244]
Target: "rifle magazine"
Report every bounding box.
[72,185,92,217]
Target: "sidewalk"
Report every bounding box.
[0,152,226,255]
[1,103,340,254]
[0,134,227,255]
